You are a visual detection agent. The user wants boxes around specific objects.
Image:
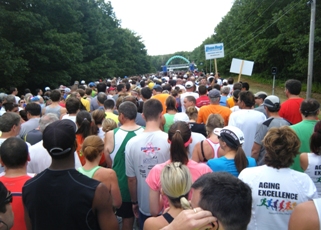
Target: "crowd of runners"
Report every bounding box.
[0,71,320,230]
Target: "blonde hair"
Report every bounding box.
[161,162,192,209]
[185,106,198,120]
[206,114,224,136]
[82,135,104,162]
[102,118,117,132]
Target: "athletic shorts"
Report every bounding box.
[116,202,134,218]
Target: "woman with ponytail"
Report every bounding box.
[75,110,99,165]
[144,162,192,230]
[207,126,256,177]
[146,121,212,216]
[300,120,321,196]
[78,135,122,208]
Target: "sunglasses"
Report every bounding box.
[1,191,12,205]
[20,101,25,104]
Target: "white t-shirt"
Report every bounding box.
[15,95,21,104]
[304,153,321,197]
[228,109,266,156]
[230,106,240,112]
[27,140,81,174]
[180,92,199,113]
[239,165,318,230]
[125,130,170,215]
[61,114,77,124]
[313,198,321,226]
[98,127,105,140]
[188,132,206,159]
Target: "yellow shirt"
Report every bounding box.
[105,112,119,124]
[226,97,235,108]
[81,98,90,112]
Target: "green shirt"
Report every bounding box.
[290,119,318,172]
[163,113,175,133]
[78,166,101,178]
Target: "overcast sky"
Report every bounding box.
[108,0,234,56]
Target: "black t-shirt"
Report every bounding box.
[23,168,100,230]
[189,122,207,137]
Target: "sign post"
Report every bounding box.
[238,60,244,82]
[230,58,254,81]
[205,43,224,74]
[214,59,218,75]
[271,67,277,95]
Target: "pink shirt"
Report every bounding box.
[146,160,212,209]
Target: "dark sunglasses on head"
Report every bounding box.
[1,191,12,205]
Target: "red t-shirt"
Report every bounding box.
[196,95,210,108]
[0,175,32,230]
[279,98,304,125]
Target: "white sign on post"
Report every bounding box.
[230,58,254,76]
[205,43,224,60]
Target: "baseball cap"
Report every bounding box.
[173,113,190,123]
[262,95,280,109]
[208,89,221,98]
[214,126,245,147]
[64,88,71,93]
[153,85,163,92]
[30,96,40,102]
[254,91,268,99]
[88,82,96,87]
[148,82,155,89]
[185,81,194,89]
[43,120,76,156]
[81,80,85,84]
[45,87,50,91]
[108,86,116,91]
[74,81,79,85]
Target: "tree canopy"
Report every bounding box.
[0,0,152,91]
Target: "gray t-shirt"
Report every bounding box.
[19,118,40,139]
[90,96,98,111]
[125,130,170,215]
[255,117,291,165]
[254,105,267,118]
[135,113,146,127]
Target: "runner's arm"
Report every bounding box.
[251,142,261,160]
[104,130,114,168]
[149,188,162,216]
[93,183,118,230]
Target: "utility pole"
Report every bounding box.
[307,0,316,99]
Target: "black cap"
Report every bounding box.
[43,120,76,156]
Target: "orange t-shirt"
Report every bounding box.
[152,93,170,114]
[197,104,232,126]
